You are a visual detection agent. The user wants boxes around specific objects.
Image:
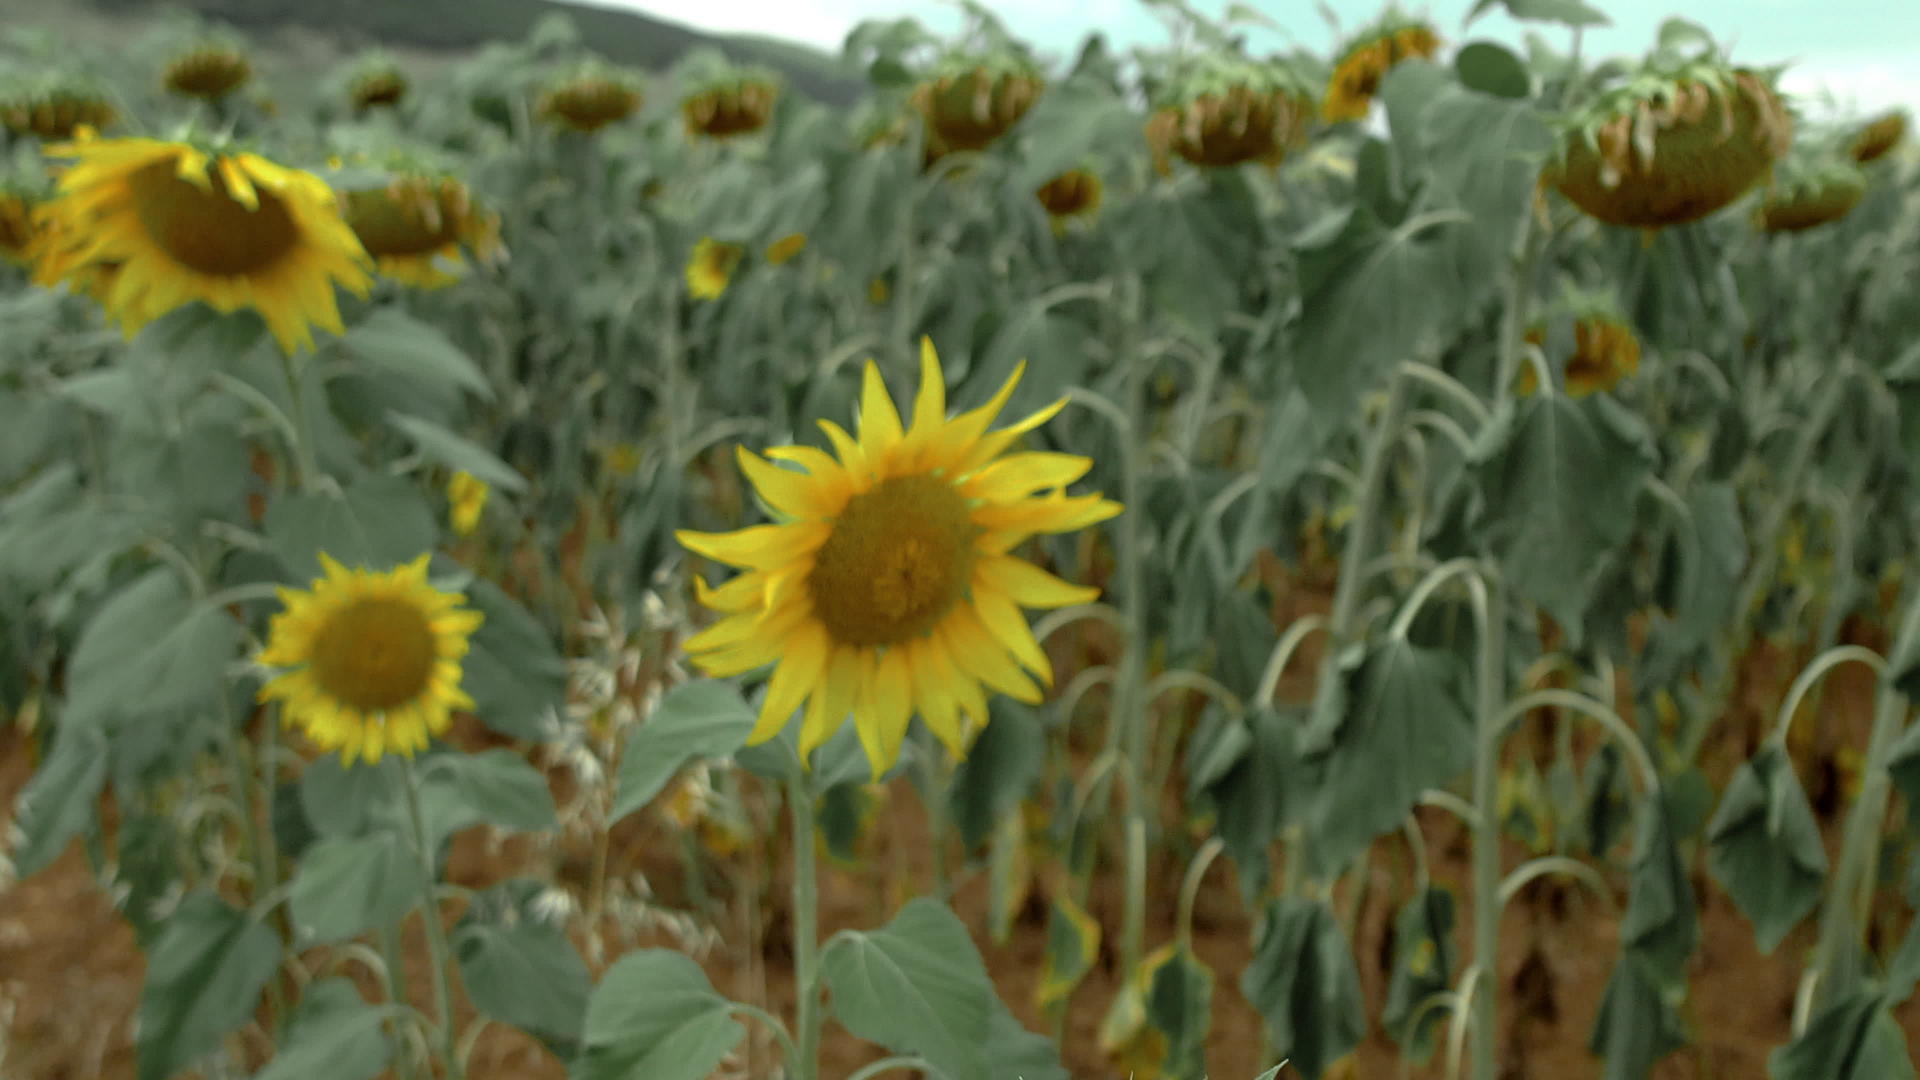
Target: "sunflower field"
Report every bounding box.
[2,0,1920,1076]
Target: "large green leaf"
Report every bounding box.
[0,465,156,589]
[573,950,743,1080]
[263,475,438,582]
[64,567,238,723]
[298,755,403,838]
[341,307,494,402]
[819,897,996,1080]
[1476,393,1657,641]
[387,412,528,494]
[1381,886,1457,1058]
[254,977,391,1080]
[1705,744,1827,953]
[948,699,1046,851]
[136,892,282,1080]
[418,748,558,840]
[608,680,757,826]
[455,880,591,1049]
[1588,957,1688,1080]
[1467,0,1611,27]
[287,832,420,945]
[1768,991,1917,1080]
[460,578,568,740]
[1240,897,1366,1080]
[8,715,108,877]
[1301,639,1475,877]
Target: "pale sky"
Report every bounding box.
[585,0,1920,117]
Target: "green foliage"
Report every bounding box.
[1240,897,1366,1080]
[1706,744,1827,953]
[135,893,283,1080]
[255,978,392,1080]
[608,680,757,825]
[574,950,743,1080]
[456,879,592,1051]
[287,831,420,944]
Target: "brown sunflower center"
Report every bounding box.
[345,184,460,258]
[808,474,978,646]
[129,158,299,276]
[308,596,438,711]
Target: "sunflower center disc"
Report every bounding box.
[808,474,977,647]
[347,186,457,258]
[309,596,438,711]
[130,158,299,276]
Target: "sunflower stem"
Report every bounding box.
[218,691,286,1031]
[916,743,952,897]
[786,767,823,1080]
[380,923,422,1080]
[1111,274,1152,979]
[278,351,320,494]
[1469,575,1506,1080]
[399,755,466,1080]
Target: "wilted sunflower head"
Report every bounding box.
[1755,152,1867,233]
[1542,39,1791,230]
[540,66,644,133]
[765,232,807,264]
[676,52,782,139]
[1849,109,1907,164]
[1516,295,1641,398]
[1324,13,1442,123]
[33,135,373,354]
[911,52,1044,160]
[334,154,503,288]
[163,43,253,100]
[0,78,119,141]
[0,189,38,264]
[685,236,744,299]
[1144,72,1316,175]
[1035,168,1102,229]
[349,66,409,111]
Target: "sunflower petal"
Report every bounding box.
[856,647,914,778]
[800,646,863,763]
[857,360,905,466]
[975,554,1101,608]
[972,589,1054,687]
[962,451,1093,502]
[748,622,830,744]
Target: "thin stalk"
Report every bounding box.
[219,694,285,1029]
[786,769,822,1080]
[917,745,951,897]
[380,923,421,1080]
[847,1055,930,1080]
[1469,572,1505,1080]
[400,757,465,1080]
[1112,276,1151,978]
[278,353,319,493]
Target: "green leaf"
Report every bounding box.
[1582,742,1633,857]
[1588,956,1688,1080]
[949,699,1046,851]
[418,748,557,840]
[1454,41,1532,98]
[65,568,239,722]
[1301,639,1475,877]
[1657,482,1748,653]
[255,977,391,1080]
[1382,886,1457,1058]
[609,681,757,826]
[981,1002,1070,1080]
[341,307,493,402]
[386,412,528,495]
[575,950,743,1080]
[136,892,282,1080]
[455,880,591,1048]
[1706,744,1826,953]
[985,804,1031,945]
[460,578,568,741]
[1466,0,1611,28]
[0,466,156,589]
[820,897,996,1080]
[1142,945,1214,1079]
[8,716,108,877]
[1476,393,1656,643]
[1201,705,1305,899]
[298,755,403,838]
[263,475,438,582]
[1768,991,1917,1080]
[1240,897,1366,1080]
[287,832,420,945]
[1620,791,1698,980]
[1035,892,1101,1011]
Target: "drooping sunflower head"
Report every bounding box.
[764,232,807,265]
[676,338,1122,777]
[1849,109,1907,165]
[1755,150,1868,233]
[1035,168,1102,230]
[1143,55,1317,175]
[676,51,782,139]
[163,43,253,100]
[348,65,409,111]
[1323,12,1442,123]
[1516,293,1641,398]
[540,65,644,134]
[0,186,40,265]
[34,136,373,354]
[0,77,119,141]
[910,52,1044,161]
[334,154,503,289]
[685,236,744,300]
[257,553,484,766]
[1542,36,1792,230]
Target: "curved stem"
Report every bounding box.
[1768,644,1888,746]
[1389,557,1488,641]
[847,1055,930,1080]
[1497,855,1611,910]
[1256,615,1329,705]
[1399,360,1492,430]
[1403,814,1431,894]
[1469,572,1504,1080]
[728,1002,801,1073]
[1420,789,1484,831]
[1144,669,1244,718]
[1030,603,1126,648]
[1496,690,1661,797]
[399,756,465,1080]
[1176,837,1226,951]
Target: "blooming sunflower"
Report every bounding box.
[341,171,501,288]
[685,237,743,299]
[34,137,373,354]
[1323,18,1442,123]
[1035,168,1102,232]
[1516,314,1641,397]
[676,339,1122,776]
[257,553,485,765]
[448,470,489,536]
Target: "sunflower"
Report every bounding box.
[33,138,372,354]
[676,339,1122,776]
[257,553,485,765]
[1756,157,1867,233]
[685,236,743,299]
[163,45,253,100]
[1323,20,1442,123]
[1035,168,1102,232]
[448,470,489,536]
[682,79,779,139]
[1850,109,1907,164]
[341,172,501,288]
[540,75,642,134]
[912,59,1043,160]
[764,232,807,265]
[0,192,36,265]
[1516,315,1641,397]
[1145,83,1315,174]
[350,68,408,111]
[0,90,117,141]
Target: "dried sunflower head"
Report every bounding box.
[164,43,253,100]
[1849,109,1907,164]
[1144,59,1317,175]
[1035,168,1102,231]
[1755,151,1867,233]
[0,75,119,141]
[1516,290,1641,398]
[349,65,408,111]
[541,65,644,133]
[910,52,1044,160]
[1324,12,1442,123]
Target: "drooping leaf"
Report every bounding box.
[263,475,438,582]
[610,680,757,826]
[1588,956,1689,1080]
[8,715,108,878]
[1619,790,1699,981]
[417,748,558,840]
[255,977,391,1080]
[1141,944,1215,1080]
[1240,897,1366,1080]
[1382,886,1457,1058]
[287,831,420,945]
[1201,704,1306,899]
[1035,892,1102,1011]
[136,893,282,1080]
[387,412,528,494]
[949,699,1046,851]
[1706,744,1826,953]
[1768,991,1917,1080]
[341,307,493,401]
[455,879,591,1050]
[574,950,743,1080]
[819,897,996,1080]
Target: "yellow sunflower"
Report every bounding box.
[341,173,501,289]
[0,193,36,265]
[448,470,489,536]
[257,553,485,765]
[676,339,1122,776]
[685,236,743,299]
[765,232,807,265]
[34,137,372,354]
[1323,23,1441,123]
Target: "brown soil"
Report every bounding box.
[5,571,1920,1079]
